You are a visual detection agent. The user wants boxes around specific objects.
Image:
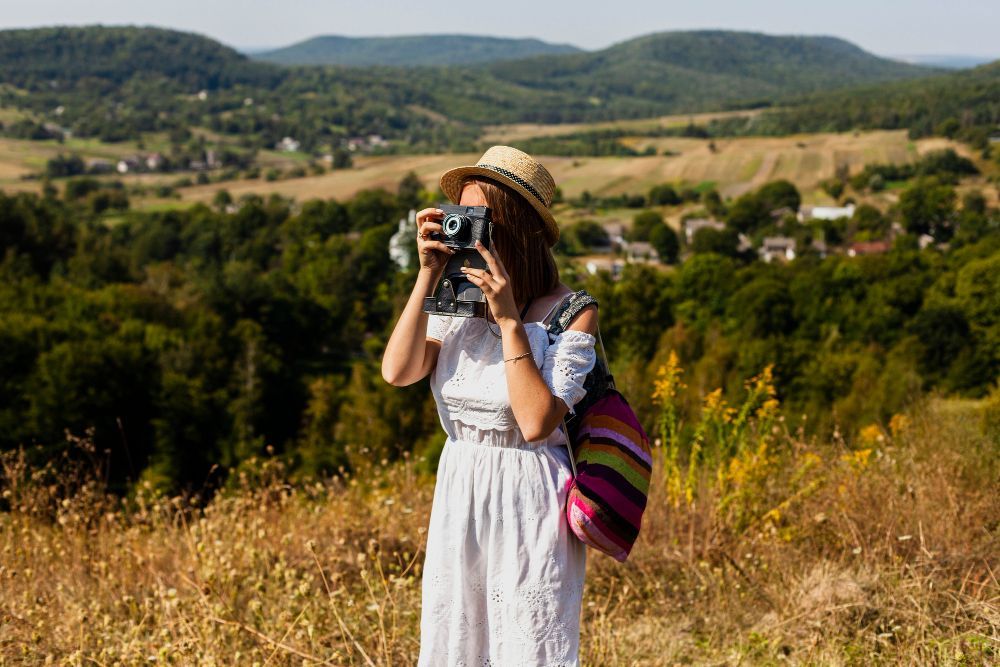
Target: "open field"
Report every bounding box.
[480,109,765,144]
[168,131,985,207]
[2,389,997,665]
[1,129,990,216]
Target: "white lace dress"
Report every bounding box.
[417,307,597,667]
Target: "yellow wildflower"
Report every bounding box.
[889,414,910,438]
[858,423,884,446]
[652,351,686,405]
[840,447,873,472]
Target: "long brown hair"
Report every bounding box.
[461,175,559,307]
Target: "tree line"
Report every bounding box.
[0,173,997,495]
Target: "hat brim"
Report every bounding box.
[440,165,559,246]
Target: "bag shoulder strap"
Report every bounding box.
[546,289,598,336]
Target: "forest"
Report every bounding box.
[1,167,997,495]
[4,25,994,156]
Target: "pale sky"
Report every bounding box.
[1,0,997,57]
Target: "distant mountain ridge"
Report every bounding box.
[0,25,962,150]
[0,25,282,90]
[467,30,941,122]
[738,58,1000,142]
[891,54,998,69]
[254,34,582,66]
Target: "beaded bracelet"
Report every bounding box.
[504,350,532,363]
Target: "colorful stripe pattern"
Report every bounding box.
[565,389,652,562]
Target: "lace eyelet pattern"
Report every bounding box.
[417,308,591,666]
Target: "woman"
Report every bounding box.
[381,145,598,666]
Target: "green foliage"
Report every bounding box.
[897,177,957,240]
[745,63,1000,145]
[691,227,740,257]
[648,183,681,206]
[255,34,581,67]
[850,149,978,192]
[649,224,680,264]
[1,170,998,494]
[630,210,664,242]
[0,26,947,154]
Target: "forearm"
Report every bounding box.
[381,268,442,385]
[500,319,564,442]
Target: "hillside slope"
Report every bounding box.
[254,34,582,66]
[734,58,1000,141]
[0,26,957,148]
[482,31,940,117]
[0,25,283,91]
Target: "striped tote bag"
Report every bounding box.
[547,291,653,563]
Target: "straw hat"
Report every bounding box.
[440,145,559,246]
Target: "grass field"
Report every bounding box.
[175,131,980,208]
[0,126,989,217]
[2,382,996,665]
[480,109,764,144]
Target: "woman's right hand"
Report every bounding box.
[416,207,455,274]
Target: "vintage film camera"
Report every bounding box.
[422,205,493,318]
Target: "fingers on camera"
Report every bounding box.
[428,241,454,255]
[418,208,444,222]
[421,221,443,234]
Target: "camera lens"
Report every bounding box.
[443,214,467,237]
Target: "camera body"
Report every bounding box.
[422,205,494,318]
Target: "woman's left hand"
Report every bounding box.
[461,240,520,327]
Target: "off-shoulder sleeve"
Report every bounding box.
[425,313,451,341]
[541,329,597,415]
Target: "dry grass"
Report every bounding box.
[1,391,998,665]
[166,131,971,208]
[2,129,983,212]
[479,110,765,144]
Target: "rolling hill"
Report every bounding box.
[0,25,283,91]
[728,58,1000,144]
[254,34,582,66]
[481,31,940,117]
[0,26,961,151]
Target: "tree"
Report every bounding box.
[629,210,663,242]
[648,183,680,206]
[725,193,770,233]
[213,189,233,212]
[726,278,796,338]
[397,171,424,211]
[675,252,737,319]
[897,177,956,240]
[701,188,726,218]
[851,204,888,237]
[348,188,401,231]
[907,304,971,380]
[691,227,739,257]
[571,220,610,248]
[649,224,679,264]
[756,180,801,213]
[46,153,85,178]
[332,148,353,169]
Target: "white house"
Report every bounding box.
[798,204,856,222]
[145,153,164,171]
[275,137,301,152]
[683,218,726,245]
[621,241,660,264]
[116,156,141,174]
[759,236,796,263]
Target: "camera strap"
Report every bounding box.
[519,299,532,321]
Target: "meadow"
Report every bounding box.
[1,25,998,666]
[2,362,997,665]
[0,126,980,213]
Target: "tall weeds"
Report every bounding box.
[1,371,998,665]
